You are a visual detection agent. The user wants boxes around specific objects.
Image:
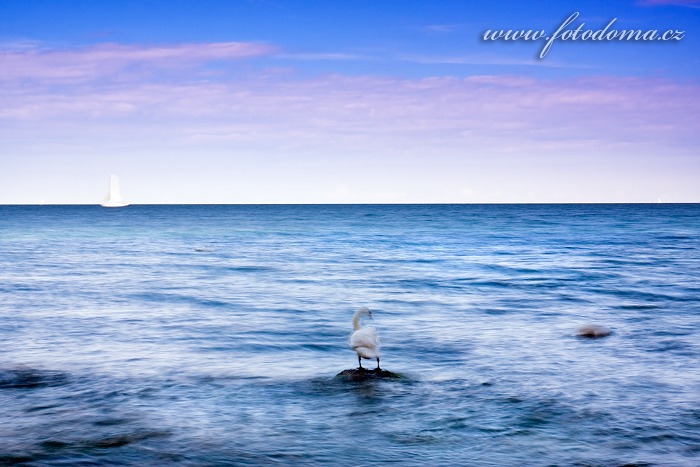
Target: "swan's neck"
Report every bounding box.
[352,313,361,331]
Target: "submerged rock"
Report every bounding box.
[0,368,68,389]
[577,324,612,338]
[335,368,404,381]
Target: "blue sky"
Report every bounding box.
[1,0,699,203]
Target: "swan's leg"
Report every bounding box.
[376,357,380,371]
[358,355,363,369]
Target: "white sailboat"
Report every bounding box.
[101,174,129,208]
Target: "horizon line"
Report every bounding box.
[2,202,698,207]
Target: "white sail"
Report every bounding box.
[101,174,129,208]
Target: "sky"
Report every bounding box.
[1,0,699,204]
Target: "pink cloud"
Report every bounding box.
[14,74,700,156]
[0,42,276,82]
[1,66,698,161]
[1,69,698,203]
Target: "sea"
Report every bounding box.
[1,204,698,466]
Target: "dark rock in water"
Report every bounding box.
[577,324,612,338]
[0,368,68,389]
[335,368,404,381]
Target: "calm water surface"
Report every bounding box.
[1,204,699,465]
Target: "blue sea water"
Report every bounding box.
[1,204,699,466]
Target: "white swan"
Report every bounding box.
[349,307,381,370]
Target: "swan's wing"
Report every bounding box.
[349,327,380,356]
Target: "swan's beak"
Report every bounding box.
[368,310,373,319]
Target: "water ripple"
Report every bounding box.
[0,204,698,465]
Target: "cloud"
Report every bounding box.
[1,44,698,202]
[277,52,367,61]
[399,53,595,69]
[2,69,697,153]
[0,41,276,82]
